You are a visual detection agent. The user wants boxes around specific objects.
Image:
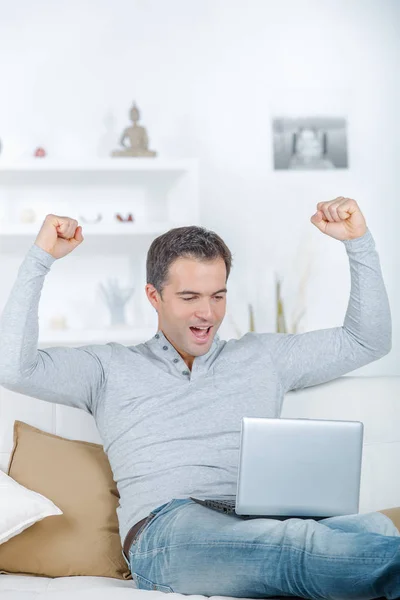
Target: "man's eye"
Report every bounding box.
[182,296,224,301]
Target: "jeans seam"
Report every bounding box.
[134,540,397,562]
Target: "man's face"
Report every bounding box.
[146,257,227,366]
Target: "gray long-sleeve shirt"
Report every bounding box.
[0,229,391,547]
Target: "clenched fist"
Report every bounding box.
[34,214,84,259]
[310,197,367,241]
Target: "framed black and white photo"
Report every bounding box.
[272,117,348,170]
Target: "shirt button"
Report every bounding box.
[182,370,190,376]
[173,358,179,363]
[155,334,160,339]
[163,345,168,351]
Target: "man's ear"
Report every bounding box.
[145,284,159,311]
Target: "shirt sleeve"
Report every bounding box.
[256,228,392,394]
[0,244,113,414]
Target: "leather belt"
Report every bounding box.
[123,516,149,558]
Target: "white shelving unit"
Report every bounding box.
[0,158,199,252]
[0,158,199,344]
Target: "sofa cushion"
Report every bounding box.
[0,421,131,579]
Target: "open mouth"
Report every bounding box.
[190,326,212,342]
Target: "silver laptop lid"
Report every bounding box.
[236,417,363,518]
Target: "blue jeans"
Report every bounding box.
[123,498,400,599]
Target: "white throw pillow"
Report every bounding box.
[0,470,62,545]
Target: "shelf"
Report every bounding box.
[0,158,198,186]
[0,158,197,172]
[38,327,156,346]
[0,221,177,235]
[0,221,180,254]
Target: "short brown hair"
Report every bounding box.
[146,225,233,299]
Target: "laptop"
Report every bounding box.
[190,416,363,520]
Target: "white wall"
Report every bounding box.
[0,0,398,374]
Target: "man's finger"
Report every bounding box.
[320,204,334,222]
[337,198,357,219]
[74,226,84,243]
[328,203,342,222]
[310,211,327,232]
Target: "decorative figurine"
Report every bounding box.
[34,147,46,158]
[115,213,134,222]
[79,213,103,224]
[99,279,135,326]
[112,102,157,157]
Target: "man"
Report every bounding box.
[0,197,399,599]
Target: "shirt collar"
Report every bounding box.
[148,328,220,366]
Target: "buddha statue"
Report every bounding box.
[289,127,334,170]
[112,103,157,157]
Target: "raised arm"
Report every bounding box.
[259,198,391,393]
[0,215,113,414]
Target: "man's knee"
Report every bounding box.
[378,507,400,534]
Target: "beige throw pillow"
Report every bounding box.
[0,421,131,579]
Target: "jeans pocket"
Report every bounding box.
[132,571,174,593]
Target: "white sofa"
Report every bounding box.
[0,375,399,599]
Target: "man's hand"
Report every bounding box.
[34,214,84,259]
[310,197,367,241]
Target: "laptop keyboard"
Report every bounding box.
[205,498,236,509]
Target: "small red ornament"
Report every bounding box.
[115,213,134,222]
[34,147,46,158]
